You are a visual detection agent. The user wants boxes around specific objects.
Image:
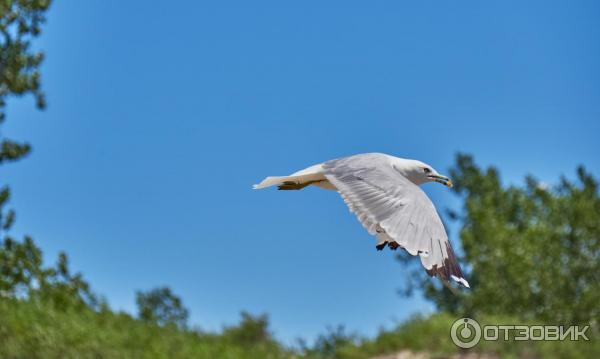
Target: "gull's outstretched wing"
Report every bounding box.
[323,154,469,288]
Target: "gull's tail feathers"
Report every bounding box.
[253,176,297,190]
[253,173,327,190]
[253,163,336,191]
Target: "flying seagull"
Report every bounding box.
[254,153,469,288]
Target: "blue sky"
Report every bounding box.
[3,0,599,343]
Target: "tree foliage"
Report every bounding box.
[0,300,292,359]
[221,311,274,347]
[136,286,190,328]
[0,0,50,235]
[0,0,98,311]
[400,153,600,325]
[300,325,360,359]
[0,222,99,310]
[0,0,51,162]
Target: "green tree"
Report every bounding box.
[136,286,190,328]
[1,0,50,158]
[222,311,273,347]
[400,153,600,325]
[1,0,51,238]
[0,236,98,309]
[0,0,98,310]
[300,325,359,359]
[1,0,52,278]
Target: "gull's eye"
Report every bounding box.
[423,167,431,174]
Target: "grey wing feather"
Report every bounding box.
[323,154,469,288]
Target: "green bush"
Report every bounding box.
[0,298,290,359]
[310,313,599,359]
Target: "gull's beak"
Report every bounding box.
[428,174,453,188]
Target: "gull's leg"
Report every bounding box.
[388,242,400,250]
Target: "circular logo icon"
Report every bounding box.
[450,317,481,348]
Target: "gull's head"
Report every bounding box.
[392,158,453,188]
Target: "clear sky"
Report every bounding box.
[3,0,599,344]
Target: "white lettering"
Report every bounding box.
[484,326,498,341]
[560,326,574,340]
[574,326,590,341]
[530,326,544,340]
[545,326,559,341]
[498,325,513,340]
[514,325,529,341]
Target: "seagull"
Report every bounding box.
[254,153,469,288]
